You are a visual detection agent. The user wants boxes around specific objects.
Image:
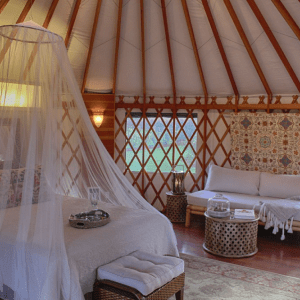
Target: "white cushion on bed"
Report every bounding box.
[259,172,300,199]
[187,190,300,222]
[97,250,184,296]
[204,165,260,195]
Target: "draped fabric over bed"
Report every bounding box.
[0,22,178,300]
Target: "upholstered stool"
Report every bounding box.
[93,250,185,300]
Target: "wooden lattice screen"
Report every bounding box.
[115,95,300,211]
[57,102,82,196]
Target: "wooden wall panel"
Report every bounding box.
[83,93,115,158]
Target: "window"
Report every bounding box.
[125,112,197,173]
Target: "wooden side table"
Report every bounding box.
[203,212,259,258]
[166,192,187,223]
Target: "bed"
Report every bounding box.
[0,196,179,299]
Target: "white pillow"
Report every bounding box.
[259,172,300,199]
[204,165,260,195]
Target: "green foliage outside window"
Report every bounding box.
[125,113,197,173]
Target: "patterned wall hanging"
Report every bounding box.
[230,112,300,175]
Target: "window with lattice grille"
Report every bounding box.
[125,112,197,173]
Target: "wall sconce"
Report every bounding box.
[93,112,104,128]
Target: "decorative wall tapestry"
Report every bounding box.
[230,112,300,175]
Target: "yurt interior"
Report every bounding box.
[0,0,300,299]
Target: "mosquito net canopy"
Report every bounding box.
[0,22,176,300]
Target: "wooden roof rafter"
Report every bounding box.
[65,0,82,47]
[21,0,60,80]
[0,0,9,14]
[112,0,123,94]
[140,0,146,197]
[181,0,208,98]
[202,0,239,110]
[223,0,272,98]
[161,0,177,167]
[161,0,177,100]
[271,0,300,41]
[43,0,60,28]
[17,0,36,23]
[140,0,146,103]
[0,0,35,64]
[180,0,208,188]
[81,0,103,94]
[247,0,300,93]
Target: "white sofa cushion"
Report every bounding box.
[259,172,300,199]
[187,190,300,222]
[97,250,184,296]
[204,165,260,195]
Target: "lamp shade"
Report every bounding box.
[93,113,104,127]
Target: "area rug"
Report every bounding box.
[169,253,300,300]
[2,254,300,300]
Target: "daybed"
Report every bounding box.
[0,196,178,300]
[185,165,300,232]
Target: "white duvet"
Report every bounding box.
[0,196,179,299]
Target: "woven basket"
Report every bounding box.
[93,272,185,300]
[166,192,187,223]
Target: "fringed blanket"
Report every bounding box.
[257,197,300,240]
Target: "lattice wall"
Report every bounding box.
[56,102,82,196]
[115,95,300,211]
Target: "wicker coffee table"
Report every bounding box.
[203,211,259,258]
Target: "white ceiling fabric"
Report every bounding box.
[0,0,300,97]
[86,0,118,92]
[116,0,143,95]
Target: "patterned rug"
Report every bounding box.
[2,254,300,299]
[170,253,300,300]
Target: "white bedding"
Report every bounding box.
[0,196,179,299]
[63,197,179,296]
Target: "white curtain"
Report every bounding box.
[0,22,176,300]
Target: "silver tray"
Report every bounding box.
[69,209,110,229]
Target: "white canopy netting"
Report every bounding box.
[0,22,177,300]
